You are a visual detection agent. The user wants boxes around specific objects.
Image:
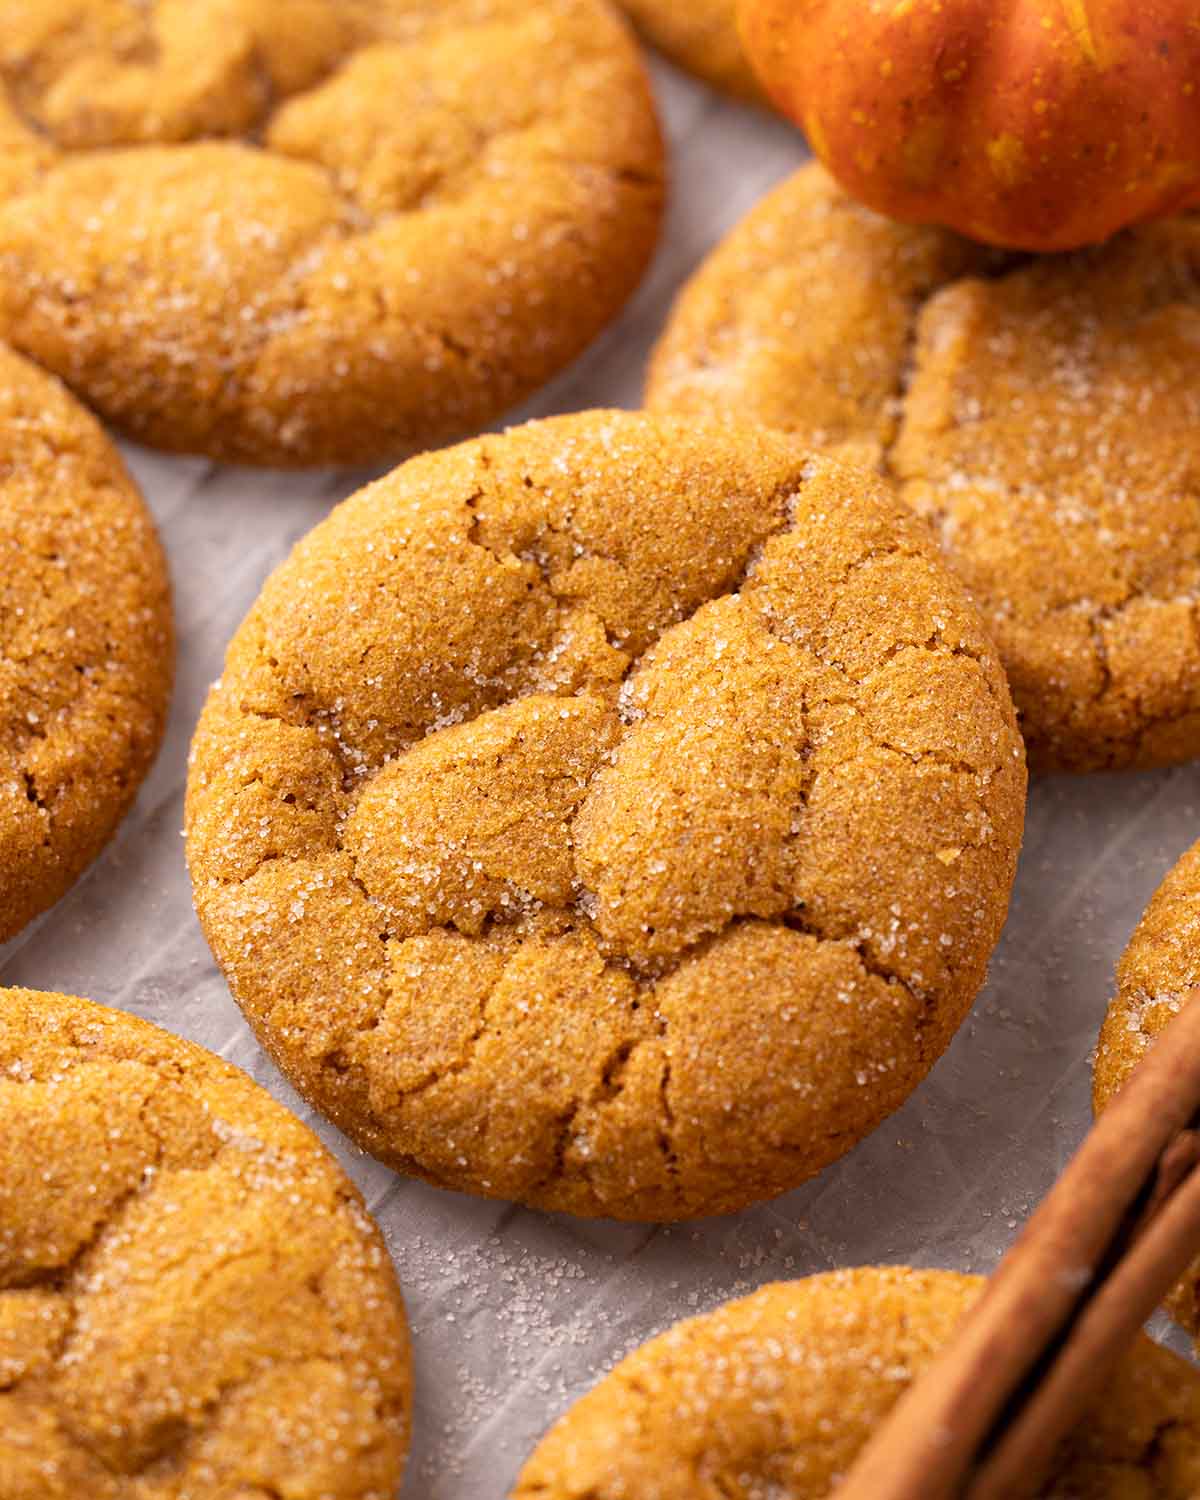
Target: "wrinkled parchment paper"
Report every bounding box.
[3,57,1197,1499]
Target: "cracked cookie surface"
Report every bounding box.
[512,1266,1200,1498]
[0,0,664,467]
[0,344,171,943]
[0,988,411,1500]
[616,0,761,103]
[646,162,1200,772]
[186,411,1025,1220]
[1095,837,1200,1341]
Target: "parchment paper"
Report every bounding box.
[3,57,1198,1498]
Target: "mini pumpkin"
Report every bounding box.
[739,0,1200,250]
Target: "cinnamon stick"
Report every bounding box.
[833,986,1200,1500]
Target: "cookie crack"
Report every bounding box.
[876,252,1033,506]
[834,541,927,596]
[656,1057,680,1187]
[523,1024,677,1203]
[877,296,925,485]
[3,1085,174,1298]
[462,482,630,655]
[359,946,509,1101]
[74,1351,337,1482]
[1145,1414,1185,1475]
[869,736,987,781]
[19,768,49,821]
[1087,608,1116,704]
[781,908,921,1003]
[343,854,393,943]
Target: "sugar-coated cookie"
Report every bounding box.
[186,410,1025,1221]
[514,1267,1200,1498]
[1095,837,1200,1335]
[0,345,171,943]
[647,163,1200,772]
[0,0,664,466]
[0,988,411,1500]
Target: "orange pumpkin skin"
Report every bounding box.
[739,0,1200,250]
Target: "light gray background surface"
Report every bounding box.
[3,55,1198,1499]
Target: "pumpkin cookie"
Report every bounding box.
[0,345,171,943]
[186,409,1025,1221]
[647,163,1200,772]
[616,0,762,103]
[513,1267,1200,1498]
[0,987,411,1500]
[1095,837,1200,1335]
[0,0,664,468]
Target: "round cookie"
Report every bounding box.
[646,163,1200,772]
[186,409,1026,1221]
[1095,836,1200,1335]
[616,0,762,103]
[512,1266,1200,1498]
[0,0,664,468]
[0,987,411,1500]
[0,344,172,943]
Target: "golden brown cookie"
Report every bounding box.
[512,1266,1200,1498]
[1095,837,1200,1335]
[617,0,762,103]
[0,344,172,943]
[647,163,1200,772]
[0,0,664,468]
[185,409,1025,1221]
[0,987,411,1500]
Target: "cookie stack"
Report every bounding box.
[3,1,1200,1497]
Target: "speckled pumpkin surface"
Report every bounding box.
[741,0,1200,250]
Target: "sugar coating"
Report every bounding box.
[616,0,761,103]
[0,987,411,1499]
[0,0,664,467]
[0,344,171,942]
[186,411,1025,1220]
[512,1266,1200,1498]
[646,163,1200,772]
[1095,837,1200,1338]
